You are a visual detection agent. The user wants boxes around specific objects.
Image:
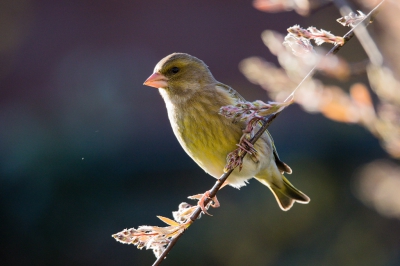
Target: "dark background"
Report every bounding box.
[0,1,398,265]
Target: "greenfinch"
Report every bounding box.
[144,53,309,211]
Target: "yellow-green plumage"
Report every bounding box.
[166,87,242,177]
[147,53,310,211]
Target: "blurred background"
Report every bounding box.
[1,0,399,265]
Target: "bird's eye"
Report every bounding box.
[171,67,180,74]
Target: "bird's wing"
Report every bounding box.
[265,130,292,174]
[217,82,292,174]
[216,83,246,103]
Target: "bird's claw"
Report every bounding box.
[188,191,220,216]
[238,135,257,154]
[199,191,220,216]
[237,135,258,163]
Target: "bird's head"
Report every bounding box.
[143,53,216,96]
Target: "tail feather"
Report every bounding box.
[271,188,296,211]
[281,176,310,203]
[256,175,310,211]
[270,176,310,211]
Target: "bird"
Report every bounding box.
[143,53,310,211]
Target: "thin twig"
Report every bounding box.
[152,2,383,265]
[285,0,383,102]
[152,113,280,266]
[333,0,384,65]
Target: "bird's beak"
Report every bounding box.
[143,72,168,88]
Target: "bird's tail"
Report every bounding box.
[256,175,310,211]
[271,176,310,211]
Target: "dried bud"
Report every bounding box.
[220,99,293,171]
[172,202,198,223]
[337,10,366,27]
[283,34,314,57]
[287,25,312,38]
[112,204,192,258]
[307,27,345,46]
[287,25,344,46]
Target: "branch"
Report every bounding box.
[152,112,281,266]
[333,0,384,66]
[285,0,383,102]
[113,2,385,265]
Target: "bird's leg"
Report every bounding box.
[237,135,257,154]
[198,191,220,216]
[188,192,219,216]
[188,181,227,216]
[237,134,259,163]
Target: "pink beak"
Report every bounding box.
[143,72,168,88]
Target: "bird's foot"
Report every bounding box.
[188,191,220,216]
[225,135,258,172]
[237,135,257,155]
[237,135,259,163]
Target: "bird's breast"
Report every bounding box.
[164,95,242,176]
